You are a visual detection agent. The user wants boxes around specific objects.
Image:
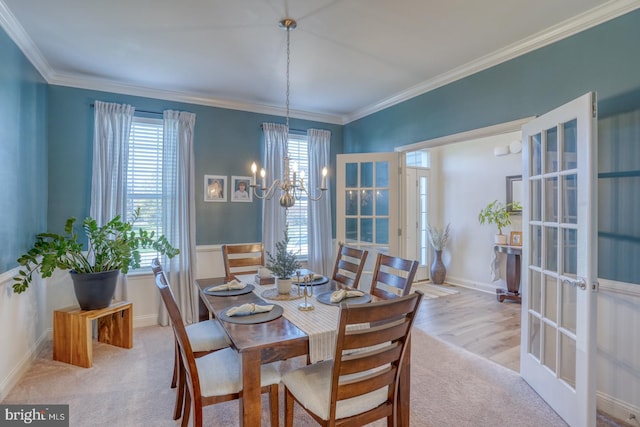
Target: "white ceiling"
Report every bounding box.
[1,0,637,124]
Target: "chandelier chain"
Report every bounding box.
[285,24,291,130]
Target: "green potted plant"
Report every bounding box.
[478,200,521,244]
[265,227,301,294]
[427,223,450,285]
[13,208,180,310]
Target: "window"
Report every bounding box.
[287,133,309,259]
[126,117,165,268]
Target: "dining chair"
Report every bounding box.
[222,243,265,280]
[282,290,424,426]
[151,259,230,417]
[369,253,419,300]
[155,271,280,427]
[331,243,368,289]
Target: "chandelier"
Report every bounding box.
[249,18,328,208]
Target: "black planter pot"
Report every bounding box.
[70,269,119,310]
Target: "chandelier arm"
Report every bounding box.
[303,187,328,202]
[250,179,281,200]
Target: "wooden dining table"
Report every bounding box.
[196,275,411,427]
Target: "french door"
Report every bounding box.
[336,153,400,289]
[405,167,430,281]
[520,92,598,426]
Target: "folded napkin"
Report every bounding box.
[226,303,274,317]
[330,289,365,303]
[208,279,246,291]
[312,274,324,281]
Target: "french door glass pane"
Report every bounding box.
[361,162,373,187]
[544,275,558,323]
[561,279,577,334]
[529,315,541,360]
[545,127,558,173]
[563,228,577,276]
[345,163,358,188]
[375,162,389,187]
[360,190,373,215]
[562,119,578,170]
[346,191,357,215]
[376,219,389,244]
[345,218,357,242]
[545,227,558,271]
[531,133,542,176]
[543,322,557,373]
[562,175,578,224]
[531,179,542,221]
[531,225,542,267]
[544,177,558,222]
[560,333,577,389]
[530,270,542,314]
[376,189,389,215]
[360,218,373,243]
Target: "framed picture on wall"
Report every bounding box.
[510,231,522,246]
[204,175,227,202]
[231,176,252,202]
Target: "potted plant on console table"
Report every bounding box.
[13,208,179,310]
[478,199,521,245]
[265,227,301,295]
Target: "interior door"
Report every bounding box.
[336,153,400,290]
[520,92,598,427]
[405,167,430,281]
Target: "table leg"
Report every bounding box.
[397,335,411,427]
[240,350,262,426]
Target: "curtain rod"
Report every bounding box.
[89,103,163,116]
[260,123,305,133]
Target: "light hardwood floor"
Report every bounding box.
[413,284,522,372]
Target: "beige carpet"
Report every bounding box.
[2,325,569,426]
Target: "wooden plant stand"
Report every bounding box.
[53,301,133,368]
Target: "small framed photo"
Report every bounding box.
[231,176,252,202]
[204,175,227,202]
[510,231,523,246]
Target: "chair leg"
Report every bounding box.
[173,360,186,420]
[171,339,179,388]
[181,392,191,427]
[284,386,294,427]
[269,384,279,427]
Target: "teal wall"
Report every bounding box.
[344,9,640,152]
[0,27,47,272]
[46,86,343,245]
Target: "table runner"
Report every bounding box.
[236,275,340,363]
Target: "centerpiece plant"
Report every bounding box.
[13,208,180,309]
[265,226,301,294]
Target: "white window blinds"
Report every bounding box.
[287,133,309,259]
[126,117,164,267]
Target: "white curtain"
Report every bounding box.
[90,100,135,300]
[307,128,333,275]
[262,123,288,256]
[160,110,198,325]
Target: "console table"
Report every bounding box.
[53,301,133,368]
[494,245,522,303]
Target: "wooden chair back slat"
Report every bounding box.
[369,253,419,299]
[222,243,264,280]
[331,243,368,289]
[340,345,402,375]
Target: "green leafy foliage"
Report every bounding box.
[265,227,301,279]
[13,208,180,294]
[477,200,521,235]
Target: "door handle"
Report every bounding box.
[562,277,587,290]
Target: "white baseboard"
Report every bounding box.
[0,329,48,401]
[443,275,499,295]
[597,390,640,424]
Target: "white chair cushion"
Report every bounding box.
[281,360,388,421]
[185,319,230,352]
[196,348,280,397]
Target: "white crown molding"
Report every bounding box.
[3,0,639,126]
[0,0,53,81]
[345,0,640,124]
[49,72,345,125]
